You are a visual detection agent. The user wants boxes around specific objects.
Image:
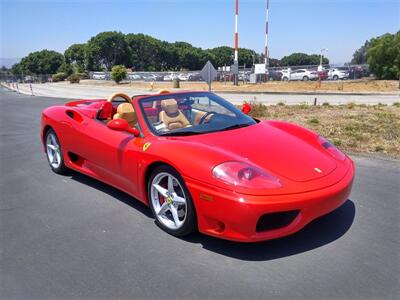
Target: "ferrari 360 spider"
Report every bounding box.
[41,91,354,242]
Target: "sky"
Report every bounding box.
[0,0,399,66]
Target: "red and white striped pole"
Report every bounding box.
[234,0,239,64]
[233,0,239,85]
[264,0,270,67]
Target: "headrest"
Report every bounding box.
[98,101,113,120]
[114,103,137,124]
[161,99,178,116]
[117,103,134,114]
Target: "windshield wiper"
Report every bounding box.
[158,130,203,136]
[219,123,251,132]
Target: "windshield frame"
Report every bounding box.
[138,91,256,137]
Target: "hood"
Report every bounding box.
[184,122,337,182]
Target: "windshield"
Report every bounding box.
[139,92,256,136]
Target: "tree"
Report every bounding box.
[280,52,328,66]
[64,43,86,72]
[125,34,166,71]
[351,40,372,64]
[207,47,233,67]
[170,42,204,70]
[85,31,130,71]
[238,48,259,66]
[367,31,400,80]
[111,65,127,83]
[12,50,64,74]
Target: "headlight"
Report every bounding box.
[318,136,346,161]
[212,161,282,189]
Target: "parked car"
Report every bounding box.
[178,73,190,81]
[328,68,349,80]
[127,73,142,81]
[238,71,251,81]
[163,73,178,81]
[92,72,107,80]
[143,74,164,81]
[317,70,329,80]
[188,73,203,81]
[41,90,354,242]
[282,69,318,81]
[267,70,283,81]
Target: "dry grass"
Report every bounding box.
[78,79,399,93]
[247,102,400,158]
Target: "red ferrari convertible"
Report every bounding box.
[41,91,354,242]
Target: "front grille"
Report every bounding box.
[256,210,300,232]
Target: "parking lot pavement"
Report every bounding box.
[1,87,399,299]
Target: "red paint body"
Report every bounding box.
[41,91,355,242]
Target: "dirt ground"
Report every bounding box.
[79,79,399,93]
[248,102,400,158]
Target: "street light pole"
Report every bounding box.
[320,48,328,67]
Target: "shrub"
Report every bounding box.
[308,117,320,125]
[111,65,127,83]
[277,101,285,106]
[393,102,400,107]
[68,74,80,84]
[52,72,67,82]
[76,72,88,79]
[247,101,268,118]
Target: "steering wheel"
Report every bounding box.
[199,111,217,125]
[107,92,132,104]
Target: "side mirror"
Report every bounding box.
[107,119,140,137]
[242,102,252,115]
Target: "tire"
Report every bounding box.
[282,77,289,81]
[333,75,339,80]
[303,76,309,81]
[148,165,197,237]
[45,128,67,174]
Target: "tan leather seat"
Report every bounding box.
[113,103,137,128]
[159,99,191,130]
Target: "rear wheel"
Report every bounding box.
[282,77,289,81]
[148,165,196,237]
[333,75,339,80]
[303,76,309,81]
[45,129,67,174]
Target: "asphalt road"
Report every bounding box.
[1,87,399,299]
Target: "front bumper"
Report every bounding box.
[184,163,354,242]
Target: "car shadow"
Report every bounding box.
[182,199,356,261]
[66,170,153,218]
[64,170,355,261]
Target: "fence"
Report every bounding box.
[0,64,370,85]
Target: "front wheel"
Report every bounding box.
[333,75,339,80]
[303,76,309,81]
[148,165,197,237]
[45,129,67,174]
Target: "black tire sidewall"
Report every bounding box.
[148,165,197,237]
[45,129,67,174]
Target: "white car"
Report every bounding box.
[282,69,318,81]
[127,73,142,80]
[163,73,177,81]
[328,68,349,80]
[178,73,190,81]
[92,72,106,80]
